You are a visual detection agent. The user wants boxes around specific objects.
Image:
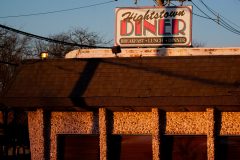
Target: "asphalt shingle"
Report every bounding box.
[1,56,240,111]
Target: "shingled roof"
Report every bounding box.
[1,56,240,111]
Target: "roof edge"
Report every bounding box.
[65,47,240,58]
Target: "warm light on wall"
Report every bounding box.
[40,52,48,60]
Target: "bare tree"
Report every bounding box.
[1,27,110,92]
[0,28,32,93]
[0,28,32,159]
[154,0,165,6]
[35,27,111,58]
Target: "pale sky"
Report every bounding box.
[0,0,239,47]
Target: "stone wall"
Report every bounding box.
[28,109,45,160]
[28,109,240,160]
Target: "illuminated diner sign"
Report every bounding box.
[115,6,192,47]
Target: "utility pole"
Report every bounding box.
[156,0,165,6]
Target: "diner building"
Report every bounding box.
[1,47,240,160]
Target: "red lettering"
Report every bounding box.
[143,20,157,36]
[120,19,186,36]
[120,20,134,36]
[135,21,142,36]
[172,19,179,35]
[158,19,165,35]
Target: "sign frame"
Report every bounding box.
[115,6,192,47]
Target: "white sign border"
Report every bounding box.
[114,6,193,47]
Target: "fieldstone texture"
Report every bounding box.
[99,108,107,160]
[166,112,208,135]
[28,110,240,160]
[113,112,152,134]
[207,108,215,160]
[220,112,240,135]
[50,112,98,160]
[28,109,44,160]
[152,108,160,160]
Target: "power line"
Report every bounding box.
[0,0,116,19]
[0,24,110,48]
[196,0,240,35]
[198,0,240,33]
[191,1,214,20]
[171,1,240,36]
[191,1,240,36]
[0,60,18,66]
[217,11,240,30]
[170,2,215,20]
[192,12,215,20]
[220,15,240,30]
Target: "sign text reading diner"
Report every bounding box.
[115,6,192,47]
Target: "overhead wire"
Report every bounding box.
[0,60,18,66]
[170,1,240,35]
[0,0,116,19]
[219,14,240,30]
[0,23,111,66]
[153,0,158,5]
[0,1,115,65]
[1,0,239,49]
[192,12,215,20]
[191,1,240,36]
[170,2,215,20]
[170,1,239,35]
[220,15,240,30]
[198,0,240,34]
[0,24,111,48]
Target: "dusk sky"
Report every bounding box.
[0,0,239,47]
